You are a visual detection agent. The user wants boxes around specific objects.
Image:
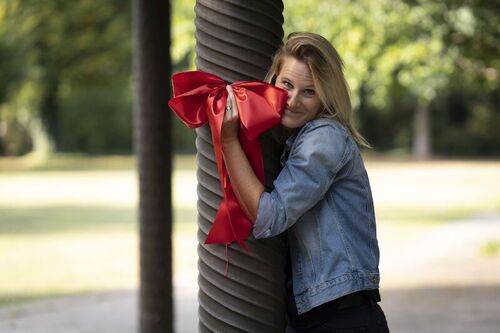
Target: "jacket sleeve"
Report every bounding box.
[253,123,353,238]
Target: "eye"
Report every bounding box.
[303,89,315,96]
[280,80,293,89]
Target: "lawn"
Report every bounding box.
[0,204,198,307]
[0,154,498,307]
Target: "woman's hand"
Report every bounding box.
[221,85,240,145]
[220,85,263,222]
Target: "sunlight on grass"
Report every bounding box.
[0,206,198,307]
[366,160,500,224]
[480,240,500,258]
[0,232,137,306]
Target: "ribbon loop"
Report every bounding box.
[168,70,287,248]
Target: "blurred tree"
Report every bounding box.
[0,0,197,156]
[0,0,131,155]
[0,2,29,155]
[170,0,197,153]
[284,0,499,158]
[172,0,195,72]
[431,0,499,156]
[284,0,455,158]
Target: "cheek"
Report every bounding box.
[307,101,322,118]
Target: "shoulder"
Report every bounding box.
[296,118,351,148]
[290,118,354,170]
[304,117,349,132]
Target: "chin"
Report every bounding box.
[281,117,305,129]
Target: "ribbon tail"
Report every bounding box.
[204,201,235,245]
[204,198,253,253]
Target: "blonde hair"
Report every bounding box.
[266,32,370,148]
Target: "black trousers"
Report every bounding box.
[286,301,389,333]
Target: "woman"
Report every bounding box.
[222,32,389,332]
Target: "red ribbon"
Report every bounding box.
[168,71,287,250]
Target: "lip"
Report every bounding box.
[285,109,301,115]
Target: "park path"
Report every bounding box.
[1,212,499,333]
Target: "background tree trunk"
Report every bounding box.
[413,102,431,160]
[39,77,60,152]
[132,0,173,332]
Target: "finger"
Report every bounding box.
[225,86,233,113]
[226,85,236,105]
[225,86,237,118]
[226,85,233,103]
[226,84,233,96]
[224,104,233,119]
[223,104,234,122]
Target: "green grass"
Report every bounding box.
[375,204,499,225]
[0,231,137,307]
[0,206,136,235]
[0,205,197,307]
[0,205,197,235]
[0,153,135,172]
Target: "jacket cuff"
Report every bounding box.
[252,191,273,239]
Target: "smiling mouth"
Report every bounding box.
[285,109,301,115]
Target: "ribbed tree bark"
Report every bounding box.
[132,0,173,332]
[194,0,287,332]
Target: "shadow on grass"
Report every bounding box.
[0,154,197,172]
[0,290,104,308]
[0,206,137,235]
[0,205,197,235]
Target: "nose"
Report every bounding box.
[287,90,299,108]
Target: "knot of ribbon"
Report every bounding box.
[168,71,287,251]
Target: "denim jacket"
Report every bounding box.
[253,118,380,315]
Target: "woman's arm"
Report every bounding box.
[221,85,264,222]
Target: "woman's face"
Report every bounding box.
[275,56,323,129]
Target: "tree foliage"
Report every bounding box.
[0,0,497,156]
[284,0,498,156]
[0,0,132,155]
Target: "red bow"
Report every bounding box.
[168,71,287,250]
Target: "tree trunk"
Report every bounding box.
[0,110,7,156]
[132,0,173,332]
[36,76,59,154]
[195,0,287,332]
[413,102,431,160]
